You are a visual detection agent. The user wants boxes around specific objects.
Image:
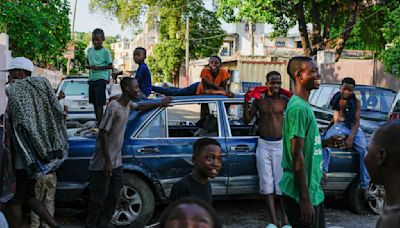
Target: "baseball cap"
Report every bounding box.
[3,57,34,72]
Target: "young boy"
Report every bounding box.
[133,47,152,98]
[322,77,371,199]
[243,71,290,228]
[280,56,343,228]
[86,28,113,125]
[365,120,400,228]
[86,77,171,228]
[169,138,222,205]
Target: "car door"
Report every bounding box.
[131,100,228,198]
[222,100,259,195]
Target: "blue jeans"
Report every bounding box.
[322,123,370,189]
[152,82,200,96]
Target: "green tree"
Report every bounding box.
[215,0,273,56]
[0,0,71,67]
[216,0,387,61]
[380,4,400,76]
[90,0,224,82]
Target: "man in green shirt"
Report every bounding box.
[280,56,343,228]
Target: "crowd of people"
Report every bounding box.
[0,28,398,228]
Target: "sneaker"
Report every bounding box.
[265,224,278,228]
[282,225,292,228]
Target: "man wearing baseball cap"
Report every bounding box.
[3,57,61,228]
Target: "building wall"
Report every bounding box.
[320,59,400,91]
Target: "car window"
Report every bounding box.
[138,110,167,138]
[167,102,219,138]
[355,88,395,113]
[61,80,88,96]
[315,87,334,108]
[224,102,256,137]
[309,88,321,106]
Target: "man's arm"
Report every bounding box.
[130,96,172,111]
[291,137,315,226]
[347,100,361,149]
[89,63,113,70]
[202,89,234,98]
[99,129,112,176]
[202,78,225,91]
[243,100,258,124]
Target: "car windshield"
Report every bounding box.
[355,88,395,114]
[61,80,88,96]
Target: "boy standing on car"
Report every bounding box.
[86,28,113,125]
[365,120,400,228]
[243,71,290,228]
[169,138,222,205]
[133,47,152,98]
[322,77,371,199]
[86,77,171,228]
[280,56,343,228]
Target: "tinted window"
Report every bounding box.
[225,102,255,137]
[393,96,400,112]
[138,110,167,138]
[355,88,395,113]
[314,87,334,108]
[167,102,219,138]
[61,80,88,96]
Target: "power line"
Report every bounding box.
[190,33,226,41]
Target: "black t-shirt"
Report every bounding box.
[169,174,212,205]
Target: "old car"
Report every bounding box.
[56,94,386,227]
[309,84,396,214]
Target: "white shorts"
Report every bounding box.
[256,138,283,195]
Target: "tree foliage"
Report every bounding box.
[216,0,387,61]
[90,0,224,82]
[380,3,400,77]
[0,0,71,66]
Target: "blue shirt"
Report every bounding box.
[135,63,152,97]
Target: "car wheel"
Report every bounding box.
[347,177,365,214]
[112,174,155,228]
[368,184,385,215]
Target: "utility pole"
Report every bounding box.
[66,0,78,76]
[185,0,190,85]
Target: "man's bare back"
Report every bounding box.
[255,94,288,138]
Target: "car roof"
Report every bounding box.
[169,94,244,102]
[320,83,395,93]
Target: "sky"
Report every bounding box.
[68,0,134,38]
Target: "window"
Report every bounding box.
[355,88,395,113]
[61,80,88,96]
[309,88,321,106]
[315,87,334,108]
[138,110,166,138]
[225,102,256,137]
[167,103,219,138]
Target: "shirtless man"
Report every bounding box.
[244,71,290,228]
[323,77,371,199]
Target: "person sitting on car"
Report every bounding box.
[152,56,234,98]
[322,77,371,200]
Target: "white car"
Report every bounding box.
[56,76,95,122]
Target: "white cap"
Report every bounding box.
[4,57,34,72]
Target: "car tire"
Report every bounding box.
[368,184,385,215]
[112,173,155,228]
[346,176,365,214]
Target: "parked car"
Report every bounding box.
[56,76,120,124]
[388,90,400,120]
[309,84,395,214]
[56,94,382,227]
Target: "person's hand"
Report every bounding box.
[225,91,235,98]
[325,135,345,148]
[63,105,68,113]
[58,91,65,100]
[346,136,354,149]
[300,198,315,226]
[160,96,172,107]
[104,158,112,177]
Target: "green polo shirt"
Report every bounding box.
[87,47,112,81]
[279,95,324,206]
